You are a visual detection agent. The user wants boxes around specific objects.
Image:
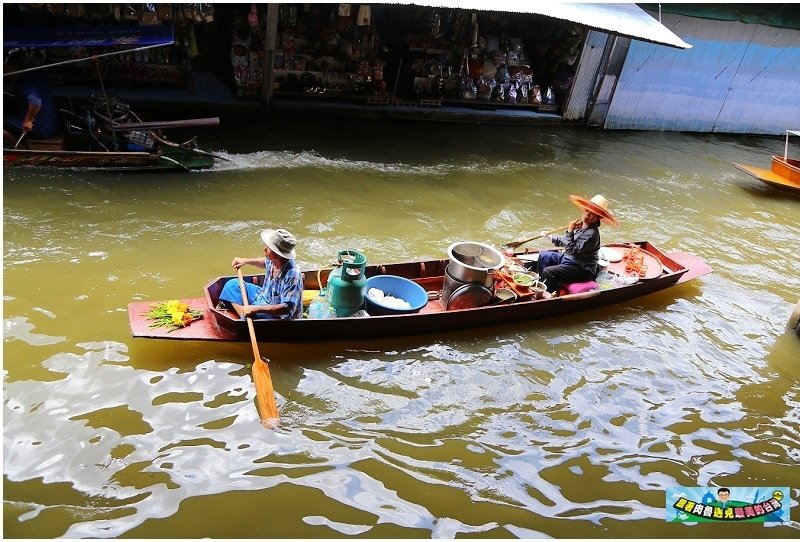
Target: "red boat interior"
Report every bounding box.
[206,241,686,320]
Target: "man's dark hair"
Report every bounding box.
[717,487,730,495]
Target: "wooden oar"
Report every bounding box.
[505,224,570,249]
[237,268,280,428]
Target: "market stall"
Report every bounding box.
[264,4,580,113]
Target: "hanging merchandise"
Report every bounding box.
[357,5,371,26]
[471,13,479,47]
[506,83,516,103]
[518,82,528,103]
[430,11,442,38]
[492,82,504,103]
[141,4,158,25]
[257,3,575,109]
[248,3,258,27]
[200,3,215,23]
[545,86,556,105]
[459,51,473,100]
[122,4,137,22]
[337,4,352,32]
[482,58,496,79]
[468,47,482,79]
[157,4,172,21]
[530,84,542,104]
[477,77,492,101]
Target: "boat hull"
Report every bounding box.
[772,155,800,183]
[3,147,214,171]
[732,156,800,194]
[128,242,712,343]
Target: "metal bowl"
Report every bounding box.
[447,242,504,286]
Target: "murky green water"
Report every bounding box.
[4,119,799,538]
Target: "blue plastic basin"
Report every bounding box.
[364,275,428,315]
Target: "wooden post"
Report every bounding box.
[263,3,280,117]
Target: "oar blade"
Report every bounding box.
[238,268,280,428]
[253,357,280,426]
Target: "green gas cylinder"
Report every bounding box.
[328,250,367,317]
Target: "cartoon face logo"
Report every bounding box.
[772,490,784,501]
[717,488,730,503]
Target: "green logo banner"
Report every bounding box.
[666,487,790,523]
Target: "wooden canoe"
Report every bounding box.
[732,130,800,194]
[128,241,712,343]
[4,96,220,172]
[3,146,215,171]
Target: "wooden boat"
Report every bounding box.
[732,130,800,193]
[4,26,223,172]
[128,241,712,343]
[4,95,221,172]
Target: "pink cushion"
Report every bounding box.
[564,281,599,294]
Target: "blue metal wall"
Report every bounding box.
[604,13,800,134]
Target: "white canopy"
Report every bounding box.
[391,1,692,49]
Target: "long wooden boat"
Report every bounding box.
[733,130,800,194]
[4,143,217,171]
[4,26,223,172]
[3,99,221,172]
[128,241,712,343]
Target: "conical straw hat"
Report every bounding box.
[568,194,619,227]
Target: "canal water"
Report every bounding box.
[3,119,799,538]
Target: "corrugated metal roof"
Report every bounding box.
[389,1,692,49]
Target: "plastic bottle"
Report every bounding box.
[307,289,335,319]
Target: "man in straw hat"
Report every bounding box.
[217,228,304,319]
[535,194,618,295]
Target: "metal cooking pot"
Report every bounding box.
[447,241,504,287]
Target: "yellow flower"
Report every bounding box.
[167,299,186,310]
[147,299,202,331]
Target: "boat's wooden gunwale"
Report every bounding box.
[772,155,800,184]
[4,145,214,171]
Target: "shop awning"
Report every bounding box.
[3,24,174,48]
[396,2,692,49]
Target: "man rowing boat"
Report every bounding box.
[3,52,60,146]
[217,228,304,319]
[536,194,619,294]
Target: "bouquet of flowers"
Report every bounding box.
[146,299,204,331]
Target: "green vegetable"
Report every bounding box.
[513,273,534,286]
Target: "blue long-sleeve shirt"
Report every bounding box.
[550,224,601,276]
[8,73,59,138]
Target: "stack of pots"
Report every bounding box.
[442,241,505,310]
